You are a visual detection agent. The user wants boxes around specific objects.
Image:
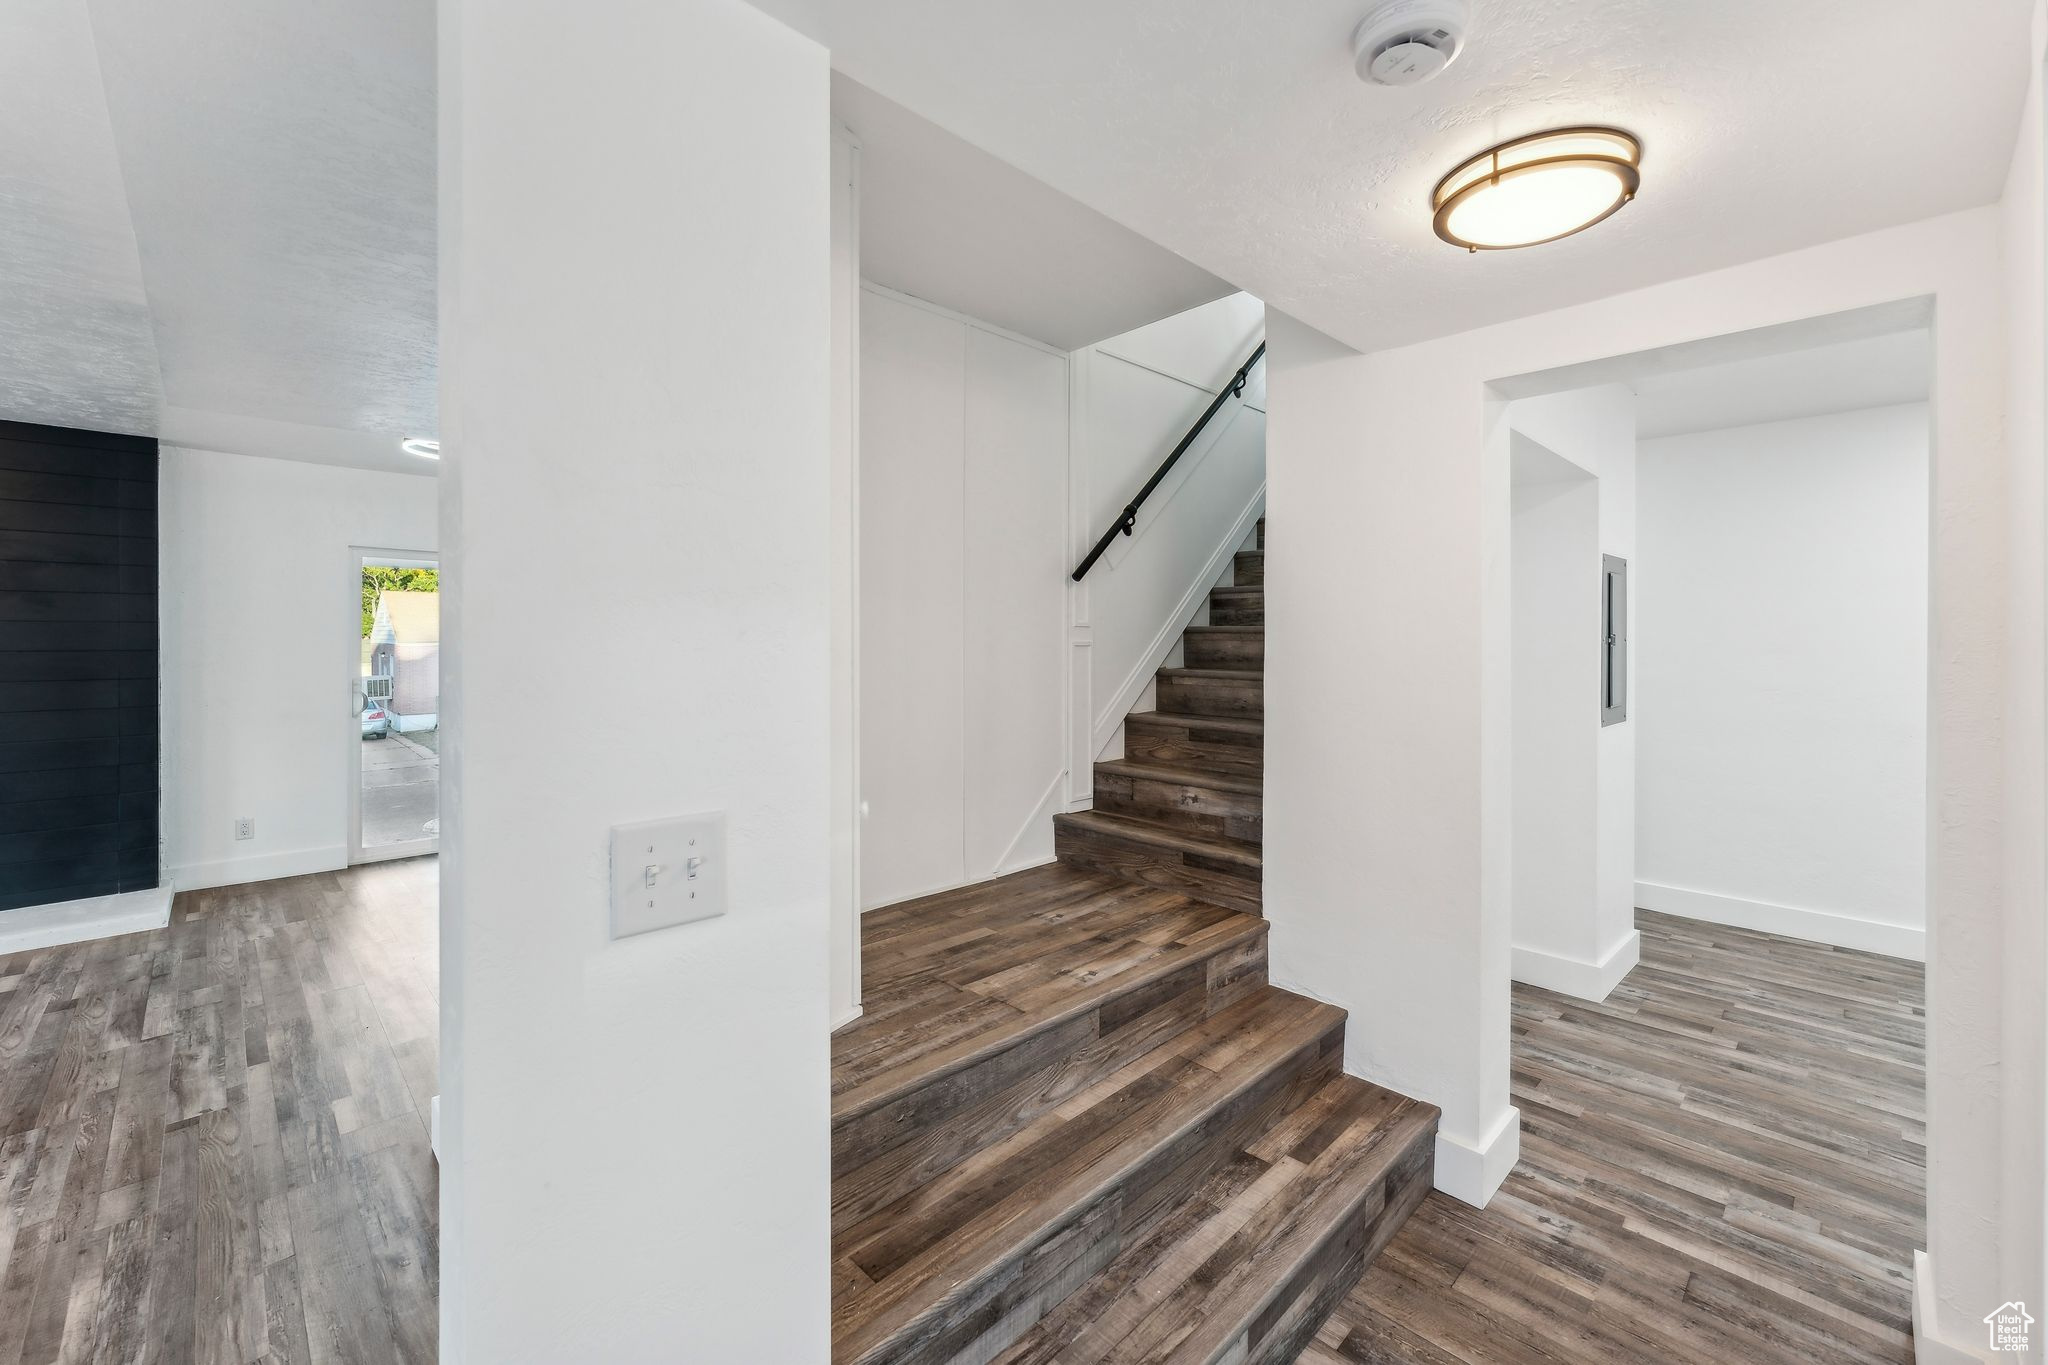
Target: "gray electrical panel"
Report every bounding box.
[1603,555,1628,725]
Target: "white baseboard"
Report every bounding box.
[1434,1105,1520,1208]
[1512,930,1640,1002]
[990,771,1067,880]
[1913,1250,2003,1362]
[0,885,173,954]
[1635,881,1924,962]
[860,853,1060,914]
[830,1004,865,1032]
[172,845,348,893]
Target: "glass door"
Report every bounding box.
[352,551,441,863]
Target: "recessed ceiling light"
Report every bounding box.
[1432,127,1641,251]
[400,437,441,460]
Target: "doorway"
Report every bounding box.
[352,548,441,863]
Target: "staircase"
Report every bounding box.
[1052,519,1268,914]
[830,518,1439,1365]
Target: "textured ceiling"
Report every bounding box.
[0,0,435,466]
[835,74,1233,350]
[785,0,2033,354]
[90,0,437,438]
[0,0,160,434]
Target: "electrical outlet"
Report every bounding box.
[235,817,255,841]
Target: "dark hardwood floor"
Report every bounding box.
[1309,910,1925,1365]
[0,857,438,1365]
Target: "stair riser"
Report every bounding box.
[1158,673,1263,718]
[1210,595,1264,626]
[1257,518,1265,551]
[1094,769,1262,845]
[885,1024,1346,1365]
[1239,1132,1435,1365]
[832,928,1268,1227]
[1057,819,1262,915]
[1235,550,1264,586]
[1183,631,1265,670]
[1124,716,1263,777]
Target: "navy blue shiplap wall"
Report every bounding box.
[0,420,158,911]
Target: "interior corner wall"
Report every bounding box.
[1999,0,2048,1331]
[159,445,435,890]
[1503,385,1638,992]
[829,120,861,1027]
[1636,404,1930,958]
[1507,445,1602,992]
[857,285,1069,910]
[437,0,833,1359]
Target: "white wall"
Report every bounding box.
[159,445,435,889]
[436,0,831,1359]
[830,121,862,1027]
[1507,438,1605,997]
[1070,293,1266,785]
[2000,0,2048,1341]
[857,285,1069,909]
[1505,385,1639,999]
[856,289,1267,907]
[1263,208,2007,1234]
[1636,404,1929,959]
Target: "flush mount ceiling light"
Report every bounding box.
[1432,126,1641,251]
[400,437,440,460]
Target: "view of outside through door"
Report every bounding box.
[360,557,440,855]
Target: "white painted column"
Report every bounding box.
[1261,311,1518,1207]
[1505,385,1639,1000]
[437,1,832,1359]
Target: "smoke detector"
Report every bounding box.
[1352,0,1468,87]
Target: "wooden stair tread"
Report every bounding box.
[1055,810,1263,870]
[833,868,1267,1126]
[1209,585,1262,597]
[1126,711,1264,737]
[1181,624,1264,637]
[831,987,1345,1365]
[989,1076,1440,1365]
[1094,758,1263,796]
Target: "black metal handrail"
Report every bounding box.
[1071,339,1266,582]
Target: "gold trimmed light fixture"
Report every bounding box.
[1432,126,1641,251]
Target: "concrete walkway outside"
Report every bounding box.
[362,730,438,848]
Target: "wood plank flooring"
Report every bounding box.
[0,858,438,1365]
[1309,910,1925,1365]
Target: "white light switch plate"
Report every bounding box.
[609,811,726,939]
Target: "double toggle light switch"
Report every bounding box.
[609,812,726,938]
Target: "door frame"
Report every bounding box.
[348,545,441,865]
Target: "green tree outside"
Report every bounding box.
[362,566,440,638]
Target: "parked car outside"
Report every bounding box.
[362,697,391,739]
